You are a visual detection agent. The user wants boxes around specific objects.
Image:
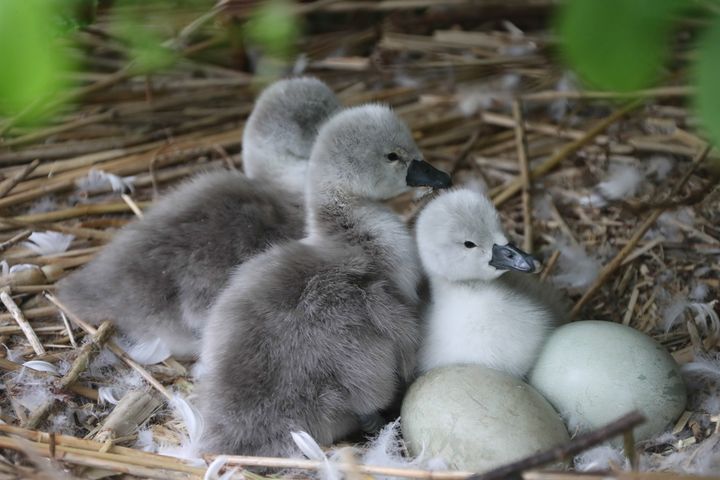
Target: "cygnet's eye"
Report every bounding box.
[464,241,477,249]
[386,152,400,162]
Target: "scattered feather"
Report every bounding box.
[646,155,674,180]
[12,378,58,411]
[690,283,710,301]
[458,74,520,115]
[663,295,719,335]
[650,435,720,474]
[135,428,156,452]
[25,196,57,214]
[2,344,25,363]
[76,168,135,194]
[580,163,643,207]
[574,445,628,472]
[548,72,577,121]
[550,241,601,291]
[22,361,60,375]
[291,431,339,480]
[158,395,205,464]
[682,354,720,384]
[532,193,554,221]
[204,455,239,480]
[119,337,172,365]
[1,261,39,276]
[22,231,74,255]
[98,386,122,405]
[360,420,446,480]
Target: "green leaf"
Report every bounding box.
[118,22,177,74]
[556,0,681,92]
[244,0,300,59]
[0,0,73,122]
[696,16,720,158]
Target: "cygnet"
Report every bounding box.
[197,104,452,457]
[57,77,340,359]
[416,189,568,378]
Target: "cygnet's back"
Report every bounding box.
[57,77,340,359]
[197,105,452,457]
[416,189,568,378]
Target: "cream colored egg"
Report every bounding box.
[401,365,570,472]
[529,320,686,441]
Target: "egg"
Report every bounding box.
[401,365,570,472]
[529,320,687,441]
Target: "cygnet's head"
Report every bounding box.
[243,77,340,195]
[308,104,452,201]
[416,189,536,282]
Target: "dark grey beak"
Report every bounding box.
[406,160,452,189]
[489,243,536,273]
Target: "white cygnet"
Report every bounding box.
[197,104,452,457]
[57,77,340,359]
[415,189,568,378]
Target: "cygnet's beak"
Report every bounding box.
[489,243,536,273]
[406,160,452,189]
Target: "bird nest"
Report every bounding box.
[1,1,719,479]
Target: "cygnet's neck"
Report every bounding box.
[305,187,421,303]
[428,273,497,294]
[305,187,394,242]
[244,146,308,197]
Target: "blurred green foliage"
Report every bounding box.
[556,0,682,92]
[0,0,74,123]
[556,0,720,152]
[244,0,300,60]
[695,19,720,153]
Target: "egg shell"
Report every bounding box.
[401,365,570,472]
[529,320,687,441]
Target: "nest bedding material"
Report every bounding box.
[1,1,719,478]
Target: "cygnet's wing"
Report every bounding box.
[57,171,303,358]
[197,241,420,456]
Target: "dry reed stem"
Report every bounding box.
[539,250,560,282]
[0,289,46,355]
[521,85,692,102]
[512,99,533,252]
[5,201,151,227]
[0,305,56,322]
[0,423,193,465]
[214,453,475,479]
[91,390,162,442]
[1,126,241,206]
[0,436,197,480]
[0,159,40,198]
[0,216,114,241]
[523,472,720,480]
[121,193,144,218]
[44,293,173,401]
[0,358,98,400]
[59,311,78,348]
[492,100,641,207]
[0,230,32,253]
[570,144,712,318]
[24,321,114,429]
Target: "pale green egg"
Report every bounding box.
[401,365,570,472]
[529,320,687,441]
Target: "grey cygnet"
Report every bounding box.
[57,77,340,359]
[197,104,452,457]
